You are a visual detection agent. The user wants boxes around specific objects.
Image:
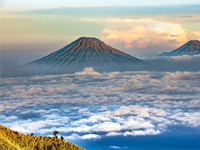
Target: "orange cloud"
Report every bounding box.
[191,31,200,40]
[101,18,195,50]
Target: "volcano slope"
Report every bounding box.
[24,37,145,74]
[159,40,200,56]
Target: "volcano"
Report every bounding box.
[27,37,145,73]
[159,40,200,56]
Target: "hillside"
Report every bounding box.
[0,124,84,150]
[159,40,200,56]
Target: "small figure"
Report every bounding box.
[61,136,64,141]
[53,131,59,138]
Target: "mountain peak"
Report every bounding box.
[79,36,98,40]
[188,40,200,43]
[66,36,109,53]
[78,36,94,40]
[159,40,200,56]
[77,36,103,43]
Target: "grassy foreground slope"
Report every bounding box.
[0,125,85,150]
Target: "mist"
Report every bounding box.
[1,53,200,77]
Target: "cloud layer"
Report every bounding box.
[0,69,200,149]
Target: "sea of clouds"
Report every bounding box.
[1,67,200,149]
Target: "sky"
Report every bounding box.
[1,0,200,10]
[1,0,200,67]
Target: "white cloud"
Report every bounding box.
[106,132,122,137]
[109,146,121,149]
[1,70,200,142]
[162,71,200,80]
[72,115,110,125]
[65,133,101,140]
[106,129,161,137]
[170,55,192,62]
[82,134,101,140]
[75,67,100,76]
[162,54,200,62]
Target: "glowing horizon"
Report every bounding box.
[1,3,200,68]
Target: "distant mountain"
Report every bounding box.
[159,40,200,56]
[26,37,145,72]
